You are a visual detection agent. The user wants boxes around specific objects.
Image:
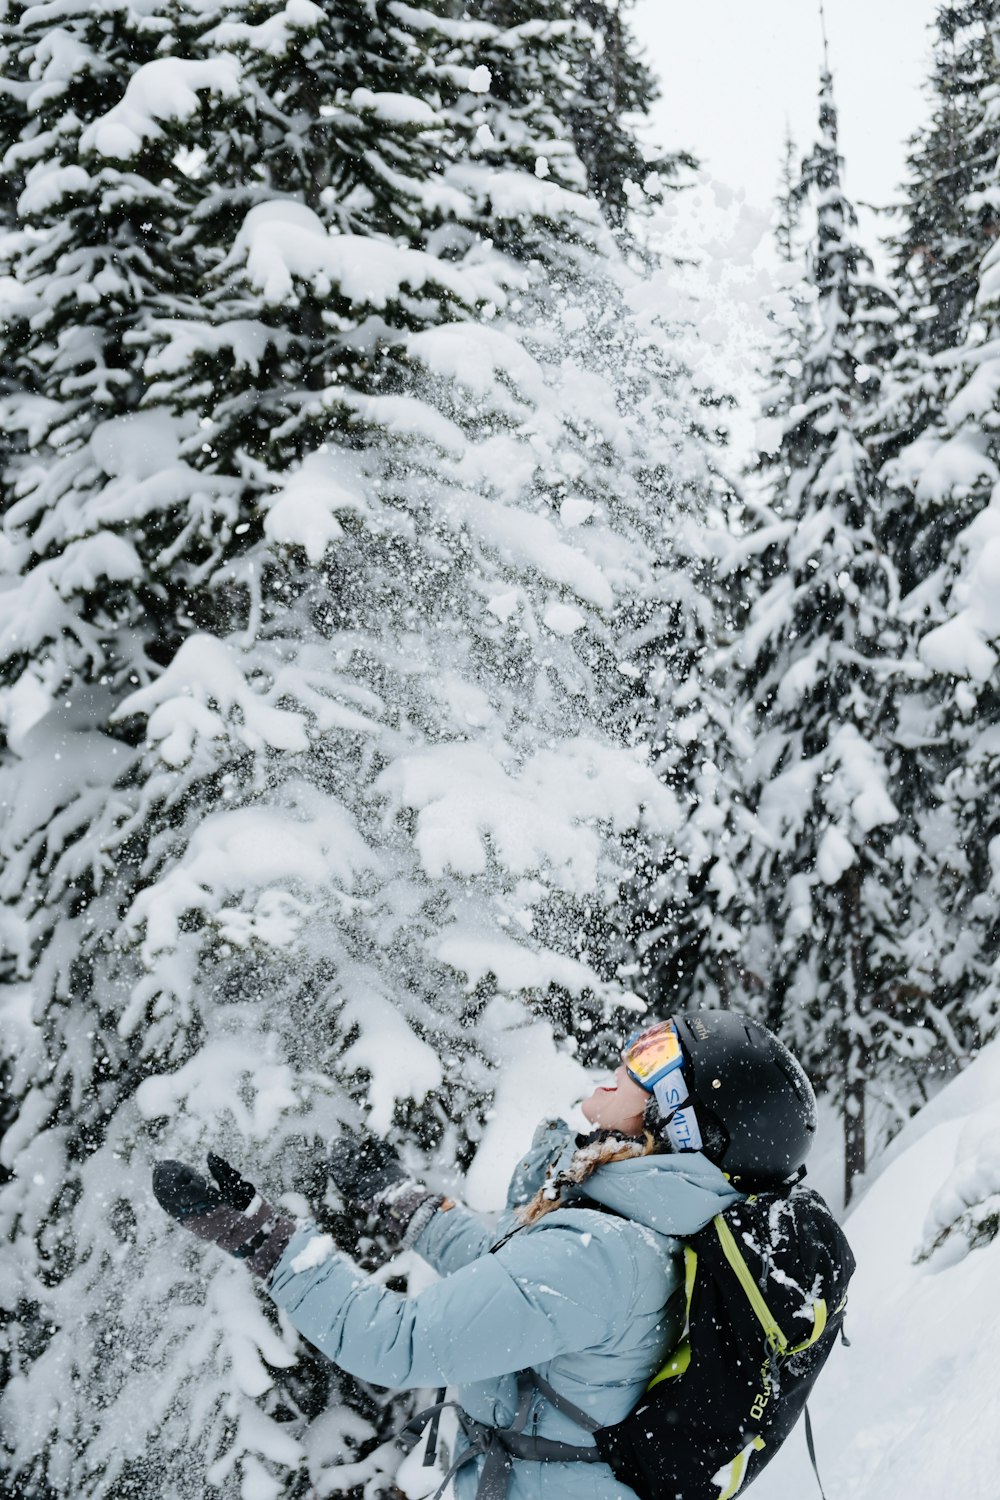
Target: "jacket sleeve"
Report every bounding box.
[410,1200,495,1275]
[504,1119,575,1209]
[267,1213,630,1391]
[408,1118,575,1275]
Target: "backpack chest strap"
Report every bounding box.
[399,1369,603,1500]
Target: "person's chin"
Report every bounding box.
[582,1104,617,1131]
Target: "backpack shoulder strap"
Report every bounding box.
[527,1369,602,1434]
[648,1240,699,1387]
[712,1212,790,1354]
[714,1201,836,1357]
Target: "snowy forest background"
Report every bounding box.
[2,0,1000,1496]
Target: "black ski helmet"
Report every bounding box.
[671,1010,817,1182]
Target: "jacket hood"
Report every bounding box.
[569,1149,743,1237]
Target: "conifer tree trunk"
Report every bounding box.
[842,865,867,1204]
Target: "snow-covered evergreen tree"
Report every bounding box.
[620,578,760,1018]
[566,0,695,227]
[733,69,920,1203]
[867,3,1000,1112]
[774,127,803,269]
[467,0,687,228]
[895,19,1000,1075]
[877,0,1000,594]
[0,2,722,1494]
[637,130,817,1026]
[609,295,752,1016]
[0,13,26,435]
[892,2,1000,365]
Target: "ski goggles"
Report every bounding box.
[623,1019,703,1153]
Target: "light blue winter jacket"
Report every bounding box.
[268,1121,742,1500]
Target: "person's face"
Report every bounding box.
[580,1063,649,1135]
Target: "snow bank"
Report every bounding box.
[753,1037,1000,1500]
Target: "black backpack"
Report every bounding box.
[587,1182,855,1500]
[408,1182,854,1500]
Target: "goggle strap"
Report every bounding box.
[653,1072,704,1153]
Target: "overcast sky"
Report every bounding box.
[632,0,941,219]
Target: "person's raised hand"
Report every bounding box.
[328,1127,447,1243]
[152,1153,295,1281]
[328,1128,407,1209]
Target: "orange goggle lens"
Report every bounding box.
[623,1019,683,1090]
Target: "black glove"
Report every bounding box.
[328,1128,445,1243]
[152,1153,295,1281]
[329,1130,407,1206]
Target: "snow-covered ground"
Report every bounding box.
[754,1039,1000,1500]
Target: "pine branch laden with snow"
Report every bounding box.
[917,1114,1000,1265]
[0,2,719,1496]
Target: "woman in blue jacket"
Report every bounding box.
[154,1011,817,1500]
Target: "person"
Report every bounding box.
[153,1010,818,1500]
